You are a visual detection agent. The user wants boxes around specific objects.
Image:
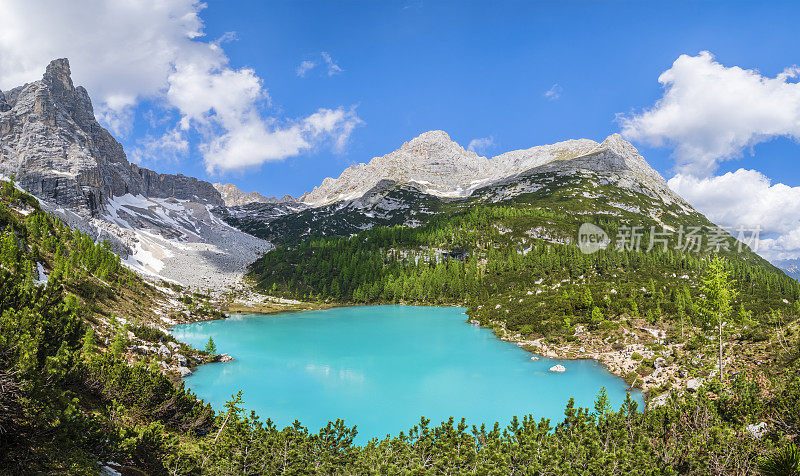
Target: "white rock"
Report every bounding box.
[746,422,768,439]
[177,366,192,377]
[549,364,566,373]
[686,378,703,392]
[218,353,234,362]
[649,392,670,408]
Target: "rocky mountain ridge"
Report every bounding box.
[213,182,296,207]
[299,130,688,209]
[221,130,697,244]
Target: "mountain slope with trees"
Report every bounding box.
[247,151,800,398]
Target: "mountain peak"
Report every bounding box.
[42,58,76,93]
[402,130,472,156]
[410,130,453,143]
[599,133,639,159]
[213,182,297,207]
[44,58,71,79]
[301,130,690,208]
[0,58,223,215]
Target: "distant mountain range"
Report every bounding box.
[773,258,800,281]
[217,128,699,246]
[1,58,797,286]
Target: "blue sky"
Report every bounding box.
[125,0,800,196]
[3,1,800,259]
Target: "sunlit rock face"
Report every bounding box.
[300,130,687,208]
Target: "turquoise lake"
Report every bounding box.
[172,305,643,443]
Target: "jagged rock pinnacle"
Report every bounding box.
[43,58,73,86]
[0,58,223,215]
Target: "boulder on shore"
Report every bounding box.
[549,364,566,373]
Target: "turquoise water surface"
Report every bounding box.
[172,305,642,443]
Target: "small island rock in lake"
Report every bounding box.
[549,364,566,373]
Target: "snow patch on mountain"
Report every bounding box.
[31,190,271,289]
[100,194,271,288]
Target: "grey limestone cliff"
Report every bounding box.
[0,58,222,216]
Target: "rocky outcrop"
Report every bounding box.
[134,166,221,205]
[0,90,10,112]
[213,182,296,207]
[0,58,222,216]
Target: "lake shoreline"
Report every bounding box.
[485,318,689,401]
[172,305,642,443]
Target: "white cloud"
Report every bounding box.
[203,107,362,172]
[296,60,316,77]
[544,83,562,101]
[668,169,800,259]
[321,52,343,76]
[0,0,361,172]
[621,51,800,176]
[130,128,190,164]
[467,136,494,154]
[297,53,342,78]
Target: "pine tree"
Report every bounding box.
[109,327,128,358]
[699,257,737,380]
[676,293,686,341]
[1,232,19,268]
[82,328,96,355]
[205,336,217,355]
